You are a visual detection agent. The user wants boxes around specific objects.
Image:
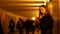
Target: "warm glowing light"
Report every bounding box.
[47,0,50,2]
[44,3,46,5]
[31,17,36,20]
[44,0,46,3]
[44,0,50,3]
[10,3,45,6]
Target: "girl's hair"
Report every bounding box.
[39,5,47,9]
[39,5,50,16]
[39,5,54,19]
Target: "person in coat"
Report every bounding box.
[34,5,54,34]
[16,18,24,34]
[9,19,15,34]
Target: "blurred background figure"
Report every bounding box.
[30,20,34,34]
[38,5,54,34]
[24,19,34,34]
[24,19,30,34]
[16,18,24,34]
[0,18,4,34]
[8,18,15,34]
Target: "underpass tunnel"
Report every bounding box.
[0,0,59,34]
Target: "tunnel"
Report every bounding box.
[0,0,59,34]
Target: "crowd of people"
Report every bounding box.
[8,18,35,34]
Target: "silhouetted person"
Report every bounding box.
[30,20,34,34]
[24,19,30,34]
[9,19,15,34]
[16,18,24,34]
[0,18,4,34]
[24,19,34,34]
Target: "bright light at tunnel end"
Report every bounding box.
[31,17,36,20]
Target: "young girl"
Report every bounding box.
[33,5,54,34]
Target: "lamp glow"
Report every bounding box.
[31,17,36,20]
[44,0,50,3]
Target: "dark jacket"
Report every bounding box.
[16,18,24,29]
[9,19,15,29]
[24,20,31,28]
[24,19,34,31]
[39,13,54,30]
